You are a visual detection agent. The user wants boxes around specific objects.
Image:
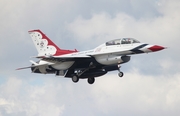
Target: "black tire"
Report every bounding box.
[87,77,95,84]
[118,72,124,77]
[72,75,79,83]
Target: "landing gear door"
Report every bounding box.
[56,70,68,76]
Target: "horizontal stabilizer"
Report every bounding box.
[30,60,38,65]
[16,66,33,70]
[16,61,55,70]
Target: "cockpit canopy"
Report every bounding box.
[106,38,140,46]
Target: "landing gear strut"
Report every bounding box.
[118,64,124,77]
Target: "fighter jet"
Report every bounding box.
[17,30,165,84]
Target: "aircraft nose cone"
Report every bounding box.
[148,45,165,52]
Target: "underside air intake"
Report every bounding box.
[121,56,131,63]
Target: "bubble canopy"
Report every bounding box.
[106,38,140,46]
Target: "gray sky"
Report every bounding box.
[0,0,180,116]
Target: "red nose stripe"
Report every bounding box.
[149,45,165,52]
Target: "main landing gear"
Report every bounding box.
[72,75,79,83]
[71,75,95,84]
[118,65,124,77]
[71,62,96,84]
[87,77,95,84]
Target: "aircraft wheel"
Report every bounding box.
[87,77,95,84]
[118,72,124,77]
[72,75,79,83]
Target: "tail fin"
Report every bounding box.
[28,30,77,56]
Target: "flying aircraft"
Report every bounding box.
[17,30,165,84]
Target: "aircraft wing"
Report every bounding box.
[35,54,92,62]
[35,54,91,58]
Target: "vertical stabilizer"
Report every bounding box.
[28,30,77,56]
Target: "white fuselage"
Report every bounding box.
[44,42,153,70]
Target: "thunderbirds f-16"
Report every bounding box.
[17,30,165,84]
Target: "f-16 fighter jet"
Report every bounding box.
[17,30,165,84]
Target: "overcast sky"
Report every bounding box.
[0,0,180,116]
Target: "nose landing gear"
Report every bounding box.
[118,64,124,77]
[118,72,124,77]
